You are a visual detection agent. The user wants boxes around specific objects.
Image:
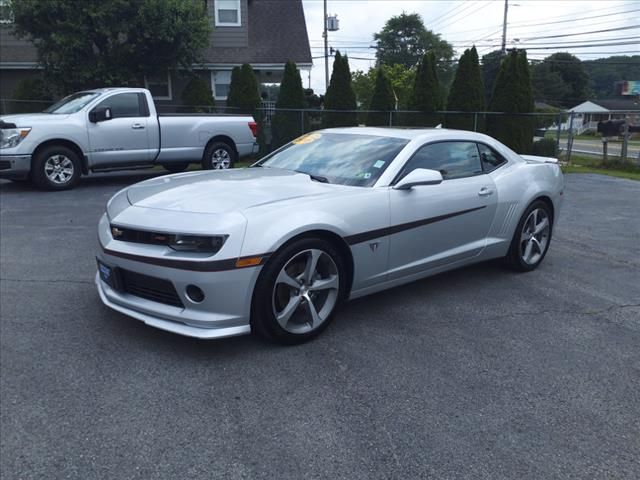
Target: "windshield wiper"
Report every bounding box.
[295,170,330,183]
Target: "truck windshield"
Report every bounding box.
[43,92,100,114]
[256,132,409,187]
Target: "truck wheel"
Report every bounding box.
[164,162,190,173]
[32,145,81,190]
[202,141,235,170]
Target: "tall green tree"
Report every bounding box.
[408,51,442,126]
[181,76,214,112]
[323,51,357,127]
[531,61,571,106]
[272,61,306,149]
[540,52,589,107]
[366,69,395,126]
[226,64,261,113]
[374,13,455,85]
[446,46,485,130]
[11,0,211,93]
[487,49,535,153]
[352,64,415,110]
[583,55,640,98]
[481,50,503,105]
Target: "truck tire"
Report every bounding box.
[202,141,235,170]
[32,145,81,190]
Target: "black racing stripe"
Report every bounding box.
[101,246,271,272]
[345,206,487,245]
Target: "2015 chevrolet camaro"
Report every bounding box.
[96,128,563,344]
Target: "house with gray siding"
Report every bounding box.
[0,0,312,110]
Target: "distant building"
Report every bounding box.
[567,97,640,134]
[0,0,312,110]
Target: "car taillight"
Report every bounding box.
[248,121,258,137]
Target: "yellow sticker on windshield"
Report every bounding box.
[292,133,321,145]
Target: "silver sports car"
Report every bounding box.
[96,127,563,344]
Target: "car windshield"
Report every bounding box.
[256,132,409,187]
[43,92,100,114]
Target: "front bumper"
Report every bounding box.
[0,154,31,179]
[95,249,260,339]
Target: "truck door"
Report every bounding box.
[87,92,151,167]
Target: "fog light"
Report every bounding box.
[185,284,205,303]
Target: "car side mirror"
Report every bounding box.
[393,168,443,190]
[89,106,112,123]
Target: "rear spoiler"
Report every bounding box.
[520,154,558,164]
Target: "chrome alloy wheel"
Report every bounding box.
[272,249,340,334]
[210,148,231,169]
[520,208,550,265]
[44,155,75,184]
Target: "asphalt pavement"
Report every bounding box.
[1,172,639,479]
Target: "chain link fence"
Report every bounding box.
[2,98,638,164]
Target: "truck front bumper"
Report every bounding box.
[0,154,31,180]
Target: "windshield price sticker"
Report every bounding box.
[292,133,322,145]
[373,160,386,169]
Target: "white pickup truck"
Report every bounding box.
[0,87,258,190]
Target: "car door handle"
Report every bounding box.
[478,187,494,197]
[131,123,145,130]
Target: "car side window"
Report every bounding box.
[93,93,142,118]
[399,141,483,181]
[477,143,508,172]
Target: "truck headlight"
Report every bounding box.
[169,234,228,253]
[0,128,31,148]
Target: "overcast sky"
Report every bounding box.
[301,0,639,93]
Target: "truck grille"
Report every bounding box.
[0,160,11,170]
[120,269,184,308]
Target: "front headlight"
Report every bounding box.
[0,128,31,149]
[169,234,228,253]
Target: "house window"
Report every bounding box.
[212,70,232,100]
[215,0,241,27]
[0,0,13,24]
[144,72,172,100]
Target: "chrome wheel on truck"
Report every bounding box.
[32,145,81,190]
[202,141,235,170]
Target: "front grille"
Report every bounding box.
[0,160,11,170]
[120,269,184,308]
[110,225,175,246]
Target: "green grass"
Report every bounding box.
[561,154,640,181]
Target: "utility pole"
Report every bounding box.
[323,0,329,90]
[501,0,508,55]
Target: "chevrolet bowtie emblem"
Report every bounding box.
[111,227,123,238]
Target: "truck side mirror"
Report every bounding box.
[89,107,112,123]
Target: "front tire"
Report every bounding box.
[32,145,81,190]
[202,141,235,170]
[505,200,553,272]
[251,237,347,345]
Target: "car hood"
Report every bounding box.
[0,113,70,126]
[126,168,357,214]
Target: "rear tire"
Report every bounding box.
[505,200,553,272]
[251,237,347,345]
[32,145,81,190]
[163,162,190,173]
[202,141,235,170]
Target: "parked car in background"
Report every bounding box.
[0,88,257,190]
[95,127,564,344]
